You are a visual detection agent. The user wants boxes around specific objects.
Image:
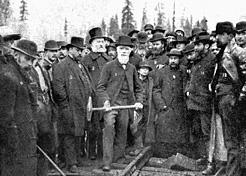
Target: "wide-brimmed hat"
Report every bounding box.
[104,36,115,44]
[89,27,105,44]
[44,40,59,51]
[137,31,148,44]
[194,32,213,45]
[3,33,21,42]
[167,48,183,57]
[115,35,134,48]
[149,33,165,43]
[236,21,246,33]
[144,24,154,31]
[216,21,235,35]
[57,41,68,48]
[183,43,195,54]
[139,60,152,71]
[67,37,84,50]
[128,30,139,37]
[12,39,38,59]
[172,35,189,45]
[152,25,166,34]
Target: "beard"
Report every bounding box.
[169,62,178,69]
[91,45,106,53]
[152,48,162,55]
[216,40,227,48]
[118,55,129,64]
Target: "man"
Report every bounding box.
[57,41,68,60]
[173,35,189,51]
[152,25,166,35]
[97,35,143,171]
[0,39,38,176]
[165,32,177,52]
[185,32,216,166]
[147,33,168,72]
[53,36,93,172]
[82,27,111,160]
[106,43,117,60]
[2,33,21,55]
[153,48,189,157]
[212,21,246,176]
[175,29,185,37]
[144,24,154,39]
[135,31,148,60]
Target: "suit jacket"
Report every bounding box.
[53,55,94,136]
[97,59,144,106]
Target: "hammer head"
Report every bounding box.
[86,96,93,122]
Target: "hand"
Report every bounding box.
[104,100,111,111]
[134,102,143,110]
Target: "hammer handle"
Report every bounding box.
[92,105,137,111]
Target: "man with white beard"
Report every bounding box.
[97,35,144,171]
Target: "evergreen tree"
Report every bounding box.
[121,0,135,35]
[155,2,165,26]
[20,0,28,21]
[108,15,120,40]
[195,20,201,28]
[183,18,192,36]
[200,16,208,31]
[166,18,172,32]
[0,0,11,26]
[141,7,147,30]
[101,18,107,35]
[64,18,68,40]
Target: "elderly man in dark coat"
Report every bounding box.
[97,35,143,171]
[82,27,111,160]
[53,37,94,172]
[185,32,216,164]
[153,48,189,157]
[0,39,38,176]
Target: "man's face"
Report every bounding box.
[136,43,147,57]
[194,42,205,55]
[176,31,184,37]
[236,31,246,47]
[169,56,180,68]
[210,43,220,55]
[45,50,57,62]
[186,51,196,61]
[166,36,176,44]
[69,47,82,58]
[145,30,153,39]
[216,33,230,48]
[91,38,106,53]
[176,43,186,51]
[14,51,33,69]
[58,47,67,59]
[116,45,133,64]
[107,47,117,59]
[81,48,91,57]
[138,67,150,77]
[151,40,163,55]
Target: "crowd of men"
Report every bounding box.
[1,20,246,176]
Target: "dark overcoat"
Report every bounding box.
[52,55,94,136]
[0,57,37,176]
[185,52,216,112]
[153,65,188,144]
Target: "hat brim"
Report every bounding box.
[12,46,37,59]
[183,49,195,54]
[44,47,60,51]
[152,29,166,34]
[194,39,213,45]
[66,44,84,50]
[3,34,21,42]
[236,29,246,33]
[139,65,152,71]
[89,36,106,44]
[167,53,183,57]
[115,43,134,48]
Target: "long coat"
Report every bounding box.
[153,65,188,144]
[185,52,216,112]
[0,57,37,176]
[53,55,94,136]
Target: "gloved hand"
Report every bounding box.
[134,102,143,110]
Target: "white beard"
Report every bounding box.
[118,56,129,64]
[91,45,106,53]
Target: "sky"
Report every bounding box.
[7,0,246,48]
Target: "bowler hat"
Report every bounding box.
[167,48,183,57]
[165,31,177,38]
[57,41,68,48]
[115,35,134,48]
[152,25,166,34]
[172,35,189,45]
[236,21,246,33]
[183,43,195,54]
[216,21,235,35]
[107,43,116,50]
[194,32,213,45]
[89,27,105,44]
[105,36,115,44]
[144,24,154,31]
[128,30,139,37]
[67,37,84,50]
[3,33,21,42]
[139,60,152,71]
[149,33,165,43]
[188,27,206,40]
[44,40,59,51]
[137,32,148,44]
[12,39,38,59]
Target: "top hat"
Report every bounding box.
[67,37,84,50]
[128,30,139,37]
[149,33,165,43]
[3,33,21,42]
[194,32,213,45]
[57,41,68,48]
[12,39,38,59]
[172,35,189,45]
[216,21,235,35]
[115,35,134,48]
[137,32,148,44]
[44,40,59,51]
[89,27,105,44]
[236,21,246,33]
[152,25,166,34]
[139,60,152,71]
[167,48,183,57]
[183,43,195,54]
[144,24,154,31]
